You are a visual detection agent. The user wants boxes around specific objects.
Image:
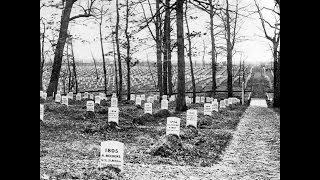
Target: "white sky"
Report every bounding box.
[40,0,278,65]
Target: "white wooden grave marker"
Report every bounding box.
[89,94,94,100]
[195,96,200,103]
[108,107,119,124]
[204,103,212,116]
[200,96,205,103]
[161,99,168,110]
[220,100,226,109]
[166,117,181,136]
[111,97,118,107]
[130,94,135,101]
[135,96,141,106]
[144,102,152,114]
[212,101,219,112]
[83,92,89,99]
[141,94,145,101]
[76,93,81,101]
[55,93,61,103]
[99,141,124,171]
[61,96,68,106]
[186,109,197,128]
[95,95,101,105]
[68,92,73,100]
[87,101,94,112]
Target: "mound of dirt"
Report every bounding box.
[149,134,183,157]
[153,109,171,118]
[132,113,155,125]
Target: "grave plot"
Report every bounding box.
[40,93,248,179]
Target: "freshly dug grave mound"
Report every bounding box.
[132,113,155,125]
[84,111,96,120]
[150,134,183,157]
[180,125,198,140]
[100,99,109,106]
[122,100,135,105]
[197,115,214,128]
[96,107,108,114]
[153,109,171,118]
[119,111,135,120]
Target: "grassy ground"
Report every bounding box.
[40,95,248,179]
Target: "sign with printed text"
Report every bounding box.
[161,99,168,110]
[108,107,119,124]
[87,101,94,112]
[204,103,212,116]
[40,104,44,121]
[144,102,152,114]
[61,96,68,106]
[100,141,124,171]
[166,117,181,136]
[186,109,197,128]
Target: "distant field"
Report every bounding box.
[43,64,252,95]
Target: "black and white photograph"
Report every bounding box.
[40,0,280,179]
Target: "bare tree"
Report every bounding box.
[175,0,187,111]
[254,0,280,107]
[46,0,96,97]
[185,1,196,103]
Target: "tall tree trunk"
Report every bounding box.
[209,0,216,97]
[112,33,119,95]
[164,0,173,96]
[115,0,123,100]
[70,39,78,93]
[156,0,163,99]
[273,46,280,107]
[185,1,196,103]
[46,0,74,97]
[125,0,131,101]
[175,0,187,111]
[99,18,108,96]
[67,42,72,92]
[226,0,233,97]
